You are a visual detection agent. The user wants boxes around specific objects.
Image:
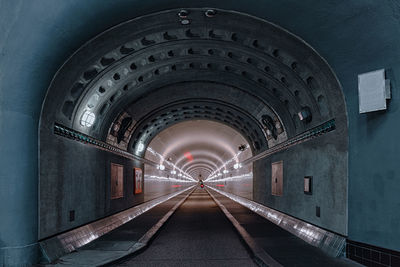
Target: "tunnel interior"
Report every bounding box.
[144,120,253,201]
[39,7,348,249]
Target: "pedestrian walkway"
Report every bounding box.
[111,188,257,267]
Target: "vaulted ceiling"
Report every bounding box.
[42,8,344,164]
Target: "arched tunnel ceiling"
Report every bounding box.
[125,93,268,156]
[42,8,346,158]
[145,120,252,179]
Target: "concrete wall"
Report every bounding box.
[143,164,194,202]
[39,134,144,239]
[253,132,348,236]
[206,169,253,200]
[210,123,348,236]
[208,172,253,200]
[342,65,400,251]
[39,132,192,239]
[259,2,400,251]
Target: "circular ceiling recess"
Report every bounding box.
[42,8,346,157]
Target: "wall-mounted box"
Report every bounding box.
[316,206,321,217]
[69,210,75,222]
[304,176,312,195]
[358,69,391,113]
[271,161,283,196]
[111,163,124,199]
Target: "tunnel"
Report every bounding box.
[1,2,400,267]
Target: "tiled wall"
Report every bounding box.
[347,240,400,267]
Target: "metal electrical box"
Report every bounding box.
[358,69,391,113]
[111,163,124,199]
[271,161,283,196]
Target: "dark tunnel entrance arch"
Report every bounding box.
[39,8,348,240]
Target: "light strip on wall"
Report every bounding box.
[205,172,252,183]
[146,146,196,181]
[145,174,195,183]
[206,145,250,180]
[53,123,158,167]
[241,119,336,166]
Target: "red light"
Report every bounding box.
[216,184,225,187]
[200,184,204,188]
[171,185,182,188]
[184,152,193,162]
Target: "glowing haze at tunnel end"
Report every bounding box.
[144,120,253,183]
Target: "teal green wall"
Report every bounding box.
[1,0,399,265]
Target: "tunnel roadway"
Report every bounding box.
[110,188,257,267]
[51,186,360,266]
[107,187,358,267]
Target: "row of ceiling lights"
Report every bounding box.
[146,146,196,181]
[206,172,252,183]
[205,144,249,181]
[78,110,243,183]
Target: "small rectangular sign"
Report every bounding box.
[134,167,143,194]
